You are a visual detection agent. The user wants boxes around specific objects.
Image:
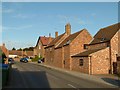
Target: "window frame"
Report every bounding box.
[79,59,84,66]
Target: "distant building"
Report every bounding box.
[9,50,22,58]
[0,43,9,57]
[23,51,34,58]
[0,43,9,64]
[34,36,53,58]
[9,50,34,59]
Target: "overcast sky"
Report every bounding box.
[1,2,118,50]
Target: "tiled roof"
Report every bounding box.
[56,29,86,48]
[72,48,107,57]
[36,36,54,47]
[9,50,22,56]
[90,23,120,45]
[46,33,65,48]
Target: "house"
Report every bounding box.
[0,43,9,64]
[34,36,53,59]
[9,50,23,58]
[23,51,34,58]
[54,29,92,70]
[0,43,9,57]
[45,23,71,66]
[72,23,120,74]
[9,50,34,59]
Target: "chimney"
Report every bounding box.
[65,23,71,35]
[49,33,51,37]
[55,32,58,38]
[48,33,52,43]
[3,43,5,47]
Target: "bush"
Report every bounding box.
[32,55,43,62]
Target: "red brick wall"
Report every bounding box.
[45,34,68,67]
[118,30,120,55]
[71,57,90,74]
[70,30,92,55]
[91,48,110,74]
[70,30,92,70]
[45,46,54,66]
[54,48,63,68]
[87,42,108,50]
[110,32,119,73]
[72,48,110,74]
[34,41,42,57]
[63,45,70,69]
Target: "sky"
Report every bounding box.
[1,2,118,50]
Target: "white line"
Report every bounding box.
[67,84,77,88]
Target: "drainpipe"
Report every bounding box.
[109,42,112,74]
[89,56,92,75]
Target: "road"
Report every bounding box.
[4,61,118,89]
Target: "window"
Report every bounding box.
[100,37,107,42]
[79,59,84,66]
[64,40,71,46]
[84,44,88,49]
[50,48,52,51]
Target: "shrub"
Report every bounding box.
[32,55,43,62]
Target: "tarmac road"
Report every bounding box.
[3,61,118,89]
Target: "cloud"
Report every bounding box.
[2,25,33,31]
[12,13,37,19]
[12,14,28,18]
[4,40,34,50]
[2,8,14,13]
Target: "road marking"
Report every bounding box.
[67,84,77,88]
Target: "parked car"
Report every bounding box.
[38,59,42,63]
[8,58,14,64]
[20,58,28,63]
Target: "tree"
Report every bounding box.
[17,48,22,51]
[12,47,16,50]
[2,53,6,64]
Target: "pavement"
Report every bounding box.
[29,61,120,88]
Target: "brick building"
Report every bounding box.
[55,29,92,70]
[72,23,120,74]
[23,51,34,58]
[0,43,9,57]
[9,50,34,58]
[45,23,71,66]
[9,50,22,58]
[34,36,53,58]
